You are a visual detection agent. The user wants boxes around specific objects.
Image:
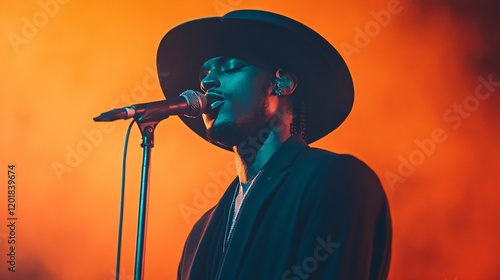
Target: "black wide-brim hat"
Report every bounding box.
[157,10,354,149]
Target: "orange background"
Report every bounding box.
[1,0,499,279]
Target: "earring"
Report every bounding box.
[273,69,291,96]
[274,85,283,95]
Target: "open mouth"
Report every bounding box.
[205,92,225,114]
[204,92,225,119]
[209,100,224,110]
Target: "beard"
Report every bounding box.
[206,95,271,149]
[206,121,246,148]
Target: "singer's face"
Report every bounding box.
[199,56,277,148]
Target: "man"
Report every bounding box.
[157,10,391,280]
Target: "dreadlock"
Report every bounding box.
[290,94,306,142]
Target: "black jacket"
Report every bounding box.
[178,135,392,279]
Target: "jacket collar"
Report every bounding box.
[216,134,309,278]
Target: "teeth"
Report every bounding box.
[210,100,223,110]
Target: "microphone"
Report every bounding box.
[93,90,207,122]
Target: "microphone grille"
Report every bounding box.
[180,90,207,118]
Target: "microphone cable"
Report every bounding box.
[115,120,135,280]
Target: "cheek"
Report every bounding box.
[265,95,280,114]
[225,79,262,113]
[220,70,274,119]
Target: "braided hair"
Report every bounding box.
[290,94,306,142]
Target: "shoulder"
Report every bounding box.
[292,147,387,209]
[294,147,379,182]
[294,146,363,166]
[190,206,216,232]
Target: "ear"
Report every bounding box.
[274,69,298,96]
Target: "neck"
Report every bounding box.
[232,127,290,191]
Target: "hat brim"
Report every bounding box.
[157,10,354,150]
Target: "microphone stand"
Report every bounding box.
[133,113,161,280]
[92,92,206,279]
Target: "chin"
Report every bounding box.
[206,121,246,148]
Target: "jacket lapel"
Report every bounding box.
[216,135,308,279]
[187,178,239,279]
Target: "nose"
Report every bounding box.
[200,71,221,93]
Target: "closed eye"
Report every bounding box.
[222,66,246,74]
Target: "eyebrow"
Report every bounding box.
[199,57,231,80]
[206,56,230,69]
[214,56,230,66]
[200,56,224,68]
